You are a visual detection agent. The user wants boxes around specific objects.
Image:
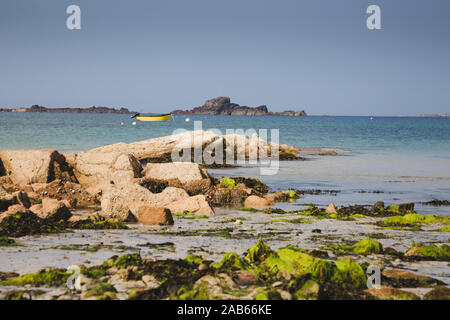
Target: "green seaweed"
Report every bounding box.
[380,213,450,227]
[84,282,117,300]
[245,237,276,264]
[220,177,236,189]
[332,258,366,289]
[0,237,23,247]
[0,268,73,287]
[74,220,128,230]
[237,207,259,212]
[323,238,383,256]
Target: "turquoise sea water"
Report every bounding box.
[1,113,450,213]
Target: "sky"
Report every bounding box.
[0,0,449,116]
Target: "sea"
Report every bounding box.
[1,113,450,215]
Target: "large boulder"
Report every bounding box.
[137,206,174,225]
[82,130,219,164]
[32,198,72,222]
[0,150,76,186]
[72,151,142,193]
[140,162,213,196]
[142,162,208,184]
[244,195,273,209]
[100,183,189,221]
[165,194,214,215]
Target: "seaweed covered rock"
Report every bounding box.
[245,237,276,264]
[232,177,268,195]
[0,205,63,237]
[352,239,383,255]
[382,269,444,288]
[423,286,450,300]
[404,242,450,261]
[364,288,420,300]
[324,238,383,256]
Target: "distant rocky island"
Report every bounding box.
[172,97,307,116]
[420,114,450,118]
[0,105,137,114]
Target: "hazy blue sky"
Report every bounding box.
[1,0,449,115]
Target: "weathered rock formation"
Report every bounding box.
[0,150,76,186]
[172,96,307,116]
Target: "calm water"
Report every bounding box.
[1,113,450,213]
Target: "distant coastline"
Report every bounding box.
[172,96,307,116]
[420,114,450,118]
[0,105,137,114]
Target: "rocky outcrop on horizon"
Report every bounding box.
[0,105,137,114]
[172,96,307,116]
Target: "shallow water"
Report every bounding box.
[1,113,449,209]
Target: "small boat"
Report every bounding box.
[130,113,171,121]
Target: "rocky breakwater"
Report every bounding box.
[172,96,307,116]
[0,130,301,232]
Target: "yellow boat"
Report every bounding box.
[131,113,171,121]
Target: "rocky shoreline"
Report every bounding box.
[0,131,449,300]
[0,105,137,114]
[172,97,307,116]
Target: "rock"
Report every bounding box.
[100,192,136,222]
[166,194,214,215]
[325,203,338,214]
[364,288,420,300]
[0,205,60,237]
[31,180,97,208]
[244,195,273,209]
[38,198,72,222]
[140,162,214,196]
[0,187,31,212]
[382,269,445,288]
[399,202,415,212]
[299,148,338,156]
[423,286,450,300]
[100,183,189,221]
[137,206,174,225]
[371,201,385,212]
[72,151,142,193]
[404,243,450,261]
[172,96,306,117]
[232,270,259,285]
[0,149,76,186]
[208,184,252,207]
[264,191,290,203]
[294,280,320,300]
[142,162,208,184]
[82,130,218,164]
